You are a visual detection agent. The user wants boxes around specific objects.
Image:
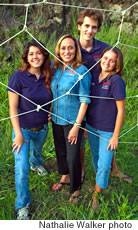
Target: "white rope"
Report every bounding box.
[119,141,138,144]
[0,0,136,13]
[1,97,137,144]
[80,42,119,79]
[0,109,37,122]
[0,29,24,47]
[27,1,44,7]
[24,3,29,28]
[25,30,81,77]
[0,81,137,145]
[41,108,138,144]
[37,107,110,142]
[1,77,136,144]
[119,124,137,138]
[117,14,125,44]
[0,1,137,145]
[43,1,122,13]
[0,81,38,107]
[69,93,114,100]
[69,94,138,99]
[126,95,138,99]
[119,42,138,49]
[0,3,25,6]
[125,2,138,12]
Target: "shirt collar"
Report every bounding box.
[24,70,44,79]
[64,64,72,70]
[78,38,101,53]
[58,64,72,72]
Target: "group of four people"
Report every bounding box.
[7,9,131,220]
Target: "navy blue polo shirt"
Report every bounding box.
[86,74,126,132]
[7,70,52,128]
[78,38,110,82]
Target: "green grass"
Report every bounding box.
[0,24,137,220]
[0,133,137,220]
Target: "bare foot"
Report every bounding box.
[92,192,101,212]
[111,171,132,183]
[69,190,80,205]
[60,175,70,184]
[51,175,70,191]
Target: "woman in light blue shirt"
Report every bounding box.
[51,34,91,204]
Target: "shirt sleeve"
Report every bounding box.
[78,65,92,104]
[7,72,22,94]
[111,75,126,100]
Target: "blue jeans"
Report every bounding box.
[12,125,48,211]
[86,124,114,189]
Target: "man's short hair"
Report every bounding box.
[77,9,103,29]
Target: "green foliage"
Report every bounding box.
[0,22,137,220]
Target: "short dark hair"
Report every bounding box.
[77,9,103,29]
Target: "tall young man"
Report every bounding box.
[77,9,132,183]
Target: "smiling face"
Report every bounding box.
[27,46,45,71]
[78,16,98,42]
[59,38,76,66]
[100,50,117,74]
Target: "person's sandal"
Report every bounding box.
[91,191,101,212]
[111,172,132,183]
[51,181,70,191]
[120,175,132,183]
[69,195,79,205]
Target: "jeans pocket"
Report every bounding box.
[42,124,48,133]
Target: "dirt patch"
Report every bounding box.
[44,157,58,173]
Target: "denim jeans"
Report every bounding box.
[86,124,114,189]
[12,125,48,211]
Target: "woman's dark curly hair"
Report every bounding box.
[20,39,53,93]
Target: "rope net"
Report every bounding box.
[0,1,137,144]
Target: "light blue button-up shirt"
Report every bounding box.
[51,64,92,125]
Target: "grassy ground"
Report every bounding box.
[0,26,137,220]
[0,124,137,220]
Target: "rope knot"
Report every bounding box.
[36,105,41,112]
[122,10,126,16]
[23,25,27,31]
[25,4,30,8]
[78,75,83,81]
[66,91,70,95]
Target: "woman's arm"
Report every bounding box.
[8,91,28,154]
[68,102,88,144]
[107,99,125,151]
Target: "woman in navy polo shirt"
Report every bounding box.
[8,40,53,219]
[51,34,91,204]
[86,47,126,210]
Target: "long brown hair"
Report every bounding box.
[100,47,124,78]
[20,40,53,93]
[54,34,82,70]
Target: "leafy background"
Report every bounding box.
[0,1,137,220]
